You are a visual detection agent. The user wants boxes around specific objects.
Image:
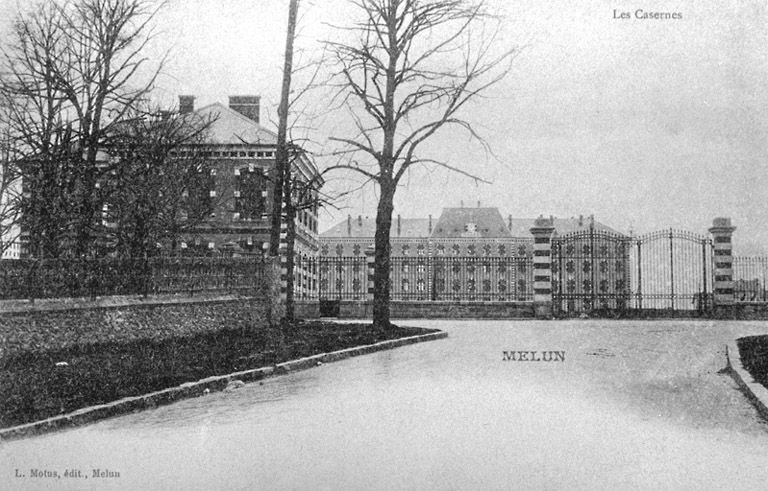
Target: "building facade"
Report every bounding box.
[176,96,322,299]
[318,206,622,301]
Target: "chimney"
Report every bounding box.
[347,214,352,236]
[228,95,260,123]
[179,95,195,114]
[397,214,401,237]
[428,214,432,234]
[508,215,512,230]
[578,214,583,227]
[358,215,362,226]
[477,200,480,208]
[460,200,464,208]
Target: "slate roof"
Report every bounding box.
[321,209,624,239]
[321,216,431,238]
[507,217,622,237]
[194,102,277,146]
[430,208,511,238]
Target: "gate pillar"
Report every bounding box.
[709,217,735,307]
[365,246,376,303]
[530,216,555,318]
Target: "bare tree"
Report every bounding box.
[103,104,217,258]
[0,0,164,258]
[268,0,301,257]
[324,0,515,328]
[0,130,21,257]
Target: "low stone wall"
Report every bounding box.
[333,300,534,319]
[714,303,768,320]
[0,295,272,358]
[294,301,321,319]
[0,256,285,358]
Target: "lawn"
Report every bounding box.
[0,321,436,428]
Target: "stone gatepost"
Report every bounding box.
[365,244,376,300]
[278,221,289,303]
[709,217,736,309]
[530,216,555,318]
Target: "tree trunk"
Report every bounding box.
[268,0,299,256]
[372,179,395,329]
[283,177,296,323]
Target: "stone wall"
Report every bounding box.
[332,300,534,319]
[0,295,273,358]
[0,256,285,358]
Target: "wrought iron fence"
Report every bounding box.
[318,257,368,301]
[318,256,534,302]
[0,256,265,301]
[553,227,714,315]
[733,256,768,302]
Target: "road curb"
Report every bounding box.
[725,339,768,421]
[0,330,448,441]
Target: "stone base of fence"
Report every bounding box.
[294,301,321,319]
[534,301,553,319]
[0,295,272,358]
[712,303,768,320]
[326,300,535,319]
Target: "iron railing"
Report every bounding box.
[733,256,768,302]
[318,256,534,302]
[553,227,714,315]
[0,256,265,301]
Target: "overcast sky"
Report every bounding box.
[1,0,766,252]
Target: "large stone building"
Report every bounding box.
[318,206,621,301]
[177,95,322,298]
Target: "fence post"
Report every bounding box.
[530,216,555,319]
[279,221,288,305]
[365,246,375,306]
[709,217,735,312]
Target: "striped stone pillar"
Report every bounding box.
[530,216,555,318]
[278,221,289,302]
[709,217,736,307]
[365,245,375,302]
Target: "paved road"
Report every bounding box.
[2,320,768,490]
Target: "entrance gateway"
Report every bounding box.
[551,225,713,315]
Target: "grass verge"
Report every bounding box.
[0,321,436,428]
[736,335,768,390]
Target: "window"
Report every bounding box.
[235,167,266,220]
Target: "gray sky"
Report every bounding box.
[1,0,766,252]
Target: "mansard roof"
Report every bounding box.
[430,207,511,238]
[320,208,624,239]
[505,217,621,237]
[321,216,431,239]
[194,102,277,146]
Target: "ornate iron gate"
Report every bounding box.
[633,229,713,312]
[552,229,632,314]
[553,227,713,316]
